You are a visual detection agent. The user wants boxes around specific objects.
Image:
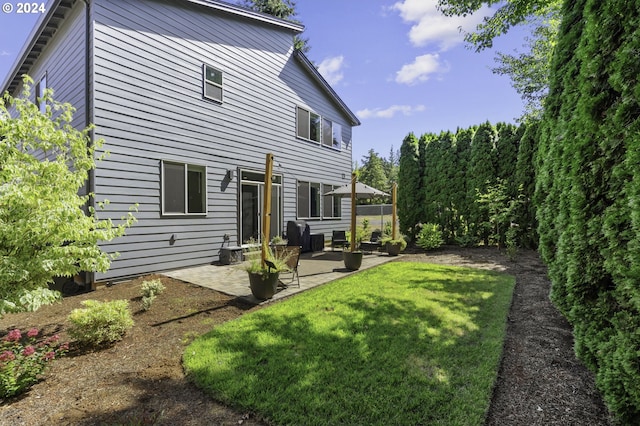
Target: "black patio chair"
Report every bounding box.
[360,230,383,254]
[331,230,348,251]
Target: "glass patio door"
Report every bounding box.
[240,171,282,244]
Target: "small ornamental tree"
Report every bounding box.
[0,77,136,305]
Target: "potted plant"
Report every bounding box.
[343,226,364,270]
[270,235,288,247]
[242,246,291,300]
[343,250,363,270]
[382,236,407,256]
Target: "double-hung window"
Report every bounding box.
[203,64,223,102]
[297,181,321,218]
[162,161,207,215]
[296,106,321,143]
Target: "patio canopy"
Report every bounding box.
[323,181,389,198]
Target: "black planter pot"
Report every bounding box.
[248,271,280,300]
[343,251,363,271]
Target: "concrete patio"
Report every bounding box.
[162,249,397,305]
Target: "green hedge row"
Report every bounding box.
[397,121,537,248]
[536,0,640,422]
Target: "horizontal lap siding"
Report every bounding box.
[93,0,352,281]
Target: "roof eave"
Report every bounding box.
[1,0,71,95]
[294,50,361,127]
[187,0,304,33]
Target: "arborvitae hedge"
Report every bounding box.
[536,0,640,421]
[513,120,539,249]
[399,122,531,247]
[468,122,498,245]
[398,133,423,238]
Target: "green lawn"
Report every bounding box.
[183,262,515,425]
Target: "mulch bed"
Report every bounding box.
[0,248,614,425]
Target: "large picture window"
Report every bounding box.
[297,180,321,218]
[296,106,321,143]
[323,184,342,218]
[162,161,207,215]
[203,64,223,102]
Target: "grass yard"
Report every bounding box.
[183,262,515,425]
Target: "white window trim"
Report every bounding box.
[161,160,208,216]
[296,106,321,144]
[203,64,223,103]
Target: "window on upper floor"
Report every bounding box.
[35,73,47,113]
[297,180,321,219]
[162,161,207,215]
[203,64,223,103]
[296,106,321,143]
[322,118,342,150]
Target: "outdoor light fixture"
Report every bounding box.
[226,169,234,180]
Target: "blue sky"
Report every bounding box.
[0,0,528,163]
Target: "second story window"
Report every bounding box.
[297,106,321,143]
[203,64,223,103]
[322,118,342,150]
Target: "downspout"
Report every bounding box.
[82,0,96,289]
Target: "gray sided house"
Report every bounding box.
[2,0,360,285]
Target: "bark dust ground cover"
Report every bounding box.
[0,248,614,425]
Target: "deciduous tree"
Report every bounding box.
[0,78,136,306]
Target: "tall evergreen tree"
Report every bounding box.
[513,120,539,248]
[453,127,474,237]
[398,133,423,238]
[537,0,640,420]
[358,149,388,204]
[468,121,498,244]
[239,0,310,52]
[495,122,520,187]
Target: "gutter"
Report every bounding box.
[82,0,96,288]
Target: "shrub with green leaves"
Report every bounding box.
[1,328,68,398]
[416,223,443,250]
[0,288,62,317]
[140,279,166,311]
[0,76,136,309]
[67,300,134,346]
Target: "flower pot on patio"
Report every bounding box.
[385,242,403,256]
[343,251,363,271]
[248,271,280,300]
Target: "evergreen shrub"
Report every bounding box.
[67,300,134,346]
[416,223,443,250]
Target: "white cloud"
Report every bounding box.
[0,50,10,56]
[357,104,426,120]
[395,53,448,85]
[317,55,345,86]
[391,0,489,51]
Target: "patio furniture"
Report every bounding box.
[274,245,302,288]
[360,230,383,254]
[310,233,325,252]
[287,220,312,252]
[331,230,348,251]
